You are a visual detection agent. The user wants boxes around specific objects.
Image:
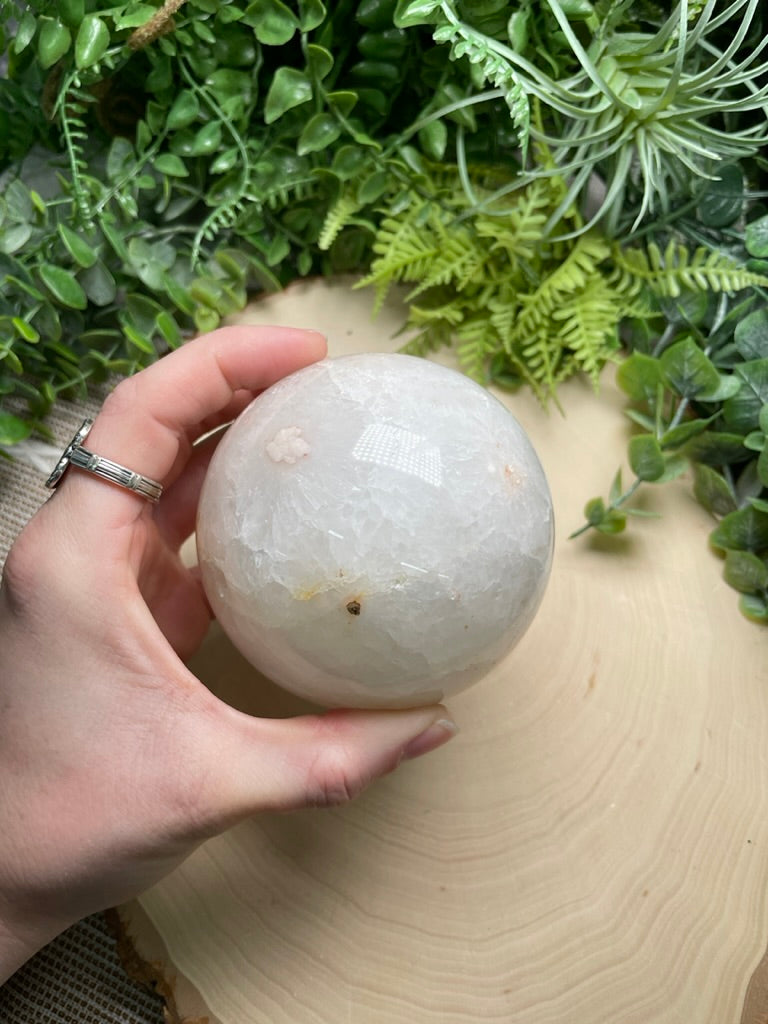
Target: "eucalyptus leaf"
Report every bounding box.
[0,223,32,255]
[306,44,334,81]
[597,509,626,534]
[616,352,662,402]
[298,0,327,31]
[660,337,722,399]
[723,550,768,593]
[686,430,752,467]
[13,10,37,55]
[710,505,768,554]
[661,416,714,450]
[628,433,665,482]
[723,360,768,433]
[746,214,768,259]
[419,119,448,161]
[696,164,744,228]
[734,309,768,361]
[5,179,34,223]
[693,464,737,517]
[739,593,768,623]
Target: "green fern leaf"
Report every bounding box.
[433,3,531,155]
[319,193,362,252]
[406,216,487,299]
[455,315,493,383]
[611,242,768,299]
[511,233,611,341]
[487,283,520,348]
[551,275,621,385]
[357,207,444,311]
[408,300,465,328]
[475,179,552,270]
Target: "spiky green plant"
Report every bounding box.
[399,0,768,237]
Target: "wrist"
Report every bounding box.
[0,904,60,986]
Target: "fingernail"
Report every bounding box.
[401,718,458,761]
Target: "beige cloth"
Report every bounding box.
[0,386,111,569]
[0,385,165,1022]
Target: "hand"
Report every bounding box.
[0,326,456,983]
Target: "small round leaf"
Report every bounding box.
[264,67,313,123]
[37,18,72,69]
[38,264,88,309]
[297,113,341,155]
[75,15,109,70]
[628,434,665,482]
[0,412,32,447]
[57,224,98,268]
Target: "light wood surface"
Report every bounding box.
[123,278,768,1023]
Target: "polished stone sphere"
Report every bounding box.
[196,354,554,709]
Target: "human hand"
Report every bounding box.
[0,326,456,982]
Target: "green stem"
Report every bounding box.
[569,477,644,539]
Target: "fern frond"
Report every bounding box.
[406,215,487,298]
[511,233,611,341]
[611,241,768,299]
[551,274,621,385]
[319,193,362,251]
[455,315,493,383]
[487,282,521,348]
[475,179,552,274]
[261,177,317,211]
[400,317,457,357]
[53,74,96,228]
[432,2,531,156]
[408,299,465,328]
[357,206,444,312]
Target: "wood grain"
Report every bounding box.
[125,278,768,1023]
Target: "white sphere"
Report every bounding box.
[197,354,554,709]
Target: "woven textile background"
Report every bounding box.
[0,388,166,1023]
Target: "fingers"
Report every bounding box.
[189,704,458,830]
[152,427,226,550]
[54,326,326,517]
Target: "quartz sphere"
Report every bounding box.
[196,353,554,709]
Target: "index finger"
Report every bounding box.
[59,325,327,511]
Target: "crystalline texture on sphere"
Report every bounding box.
[196,353,554,709]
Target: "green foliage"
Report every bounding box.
[395,0,768,237]
[2,0,768,625]
[356,177,628,402]
[573,210,768,624]
[2,0,767,435]
[358,167,765,404]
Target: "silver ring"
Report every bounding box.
[46,418,163,503]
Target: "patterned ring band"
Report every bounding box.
[45,418,163,504]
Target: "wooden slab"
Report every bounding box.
[122,278,768,1023]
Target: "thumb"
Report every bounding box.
[192,704,458,828]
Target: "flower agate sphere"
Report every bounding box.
[196,354,554,709]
